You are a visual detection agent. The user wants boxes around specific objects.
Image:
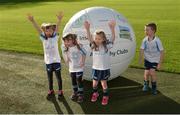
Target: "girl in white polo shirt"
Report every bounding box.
[62,33,86,103]
[27,12,63,100]
[84,20,116,105]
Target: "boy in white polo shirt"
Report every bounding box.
[27,12,63,100]
[139,22,164,95]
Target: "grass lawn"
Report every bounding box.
[0,50,180,114]
[0,0,180,113]
[0,0,180,73]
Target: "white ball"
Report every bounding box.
[62,7,136,81]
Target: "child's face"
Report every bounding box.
[144,26,155,37]
[64,39,74,47]
[94,34,104,46]
[44,27,54,38]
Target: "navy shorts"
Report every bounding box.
[46,63,61,72]
[92,69,110,81]
[144,60,158,70]
[70,72,83,78]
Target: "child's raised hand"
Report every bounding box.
[108,20,116,30]
[27,13,34,22]
[84,21,90,30]
[56,11,64,21]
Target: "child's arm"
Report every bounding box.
[139,49,144,64]
[80,55,86,68]
[55,12,64,33]
[108,20,116,43]
[79,45,86,67]
[64,44,70,63]
[84,21,93,43]
[27,14,42,35]
[157,50,164,70]
[64,51,71,65]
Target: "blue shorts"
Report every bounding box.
[144,60,158,70]
[92,69,110,81]
[70,72,83,78]
[46,63,61,72]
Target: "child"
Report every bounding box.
[62,33,86,103]
[139,22,164,95]
[84,20,116,105]
[27,12,64,99]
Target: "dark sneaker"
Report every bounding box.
[151,82,157,95]
[70,92,77,100]
[142,84,149,91]
[46,90,55,100]
[152,89,157,95]
[77,95,84,103]
[142,81,150,92]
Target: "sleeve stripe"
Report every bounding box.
[80,48,86,56]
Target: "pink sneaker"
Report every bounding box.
[46,90,55,100]
[48,90,54,95]
[91,92,99,102]
[58,90,63,95]
[58,90,63,99]
[102,96,109,105]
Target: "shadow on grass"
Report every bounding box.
[79,76,180,114]
[47,95,73,114]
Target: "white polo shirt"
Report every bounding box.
[140,36,164,63]
[65,45,86,72]
[40,32,61,64]
[92,40,113,70]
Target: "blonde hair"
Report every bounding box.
[41,23,56,32]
